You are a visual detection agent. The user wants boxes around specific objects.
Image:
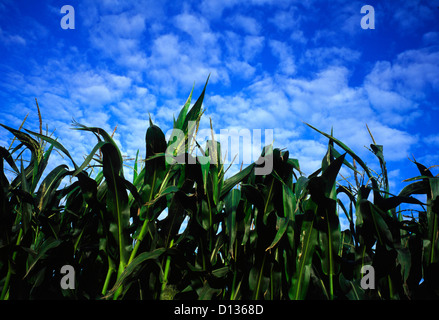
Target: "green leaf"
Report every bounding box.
[305,123,372,178]
[249,255,268,300]
[283,184,297,251]
[316,154,344,299]
[221,163,255,199]
[367,201,394,248]
[199,156,210,194]
[36,164,71,212]
[241,183,265,213]
[378,195,425,211]
[174,84,194,132]
[295,176,309,201]
[23,237,62,279]
[24,128,78,169]
[266,214,288,252]
[370,144,389,193]
[75,171,99,205]
[184,76,209,139]
[104,248,166,299]
[321,152,346,197]
[0,146,19,174]
[206,141,222,206]
[101,143,131,267]
[225,188,241,257]
[145,122,167,183]
[399,180,428,197]
[133,149,140,183]
[198,280,221,300]
[329,145,362,175]
[19,157,32,234]
[212,266,229,278]
[0,124,41,156]
[426,177,439,265]
[72,122,125,176]
[72,142,111,178]
[72,122,117,146]
[290,200,318,300]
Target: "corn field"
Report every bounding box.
[1,79,438,300]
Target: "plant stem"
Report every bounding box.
[101,267,115,296]
[0,261,12,300]
[230,240,238,300]
[388,275,394,299]
[1,227,23,300]
[128,218,150,265]
[160,239,174,296]
[254,254,266,300]
[325,208,334,300]
[113,263,125,300]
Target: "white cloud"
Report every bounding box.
[174,13,215,43]
[86,8,149,69]
[337,1,365,36]
[424,135,439,146]
[108,74,132,90]
[269,6,302,31]
[150,34,181,63]
[286,140,327,175]
[362,120,418,161]
[242,35,265,61]
[77,85,113,106]
[228,14,262,35]
[205,59,421,168]
[365,82,415,112]
[68,70,132,107]
[302,46,361,68]
[391,1,436,32]
[102,13,146,37]
[199,0,288,19]
[145,31,227,94]
[97,0,131,12]
[0,0,436,204]
[225,59,256,79]
[0,28,26,45]
[422,32,439,45]
[392,49,439,96]
[290,30,307,44]
[363,47,439,126]
[282,67,370,118]
[38,93,83,121]
[200,0,241,19]
[269,40,296,75]
[221,32,264,65]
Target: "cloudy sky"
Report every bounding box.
[1,0,438,216]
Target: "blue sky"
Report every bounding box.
[1,0,439,229]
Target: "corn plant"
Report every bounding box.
[0,79,438,300]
